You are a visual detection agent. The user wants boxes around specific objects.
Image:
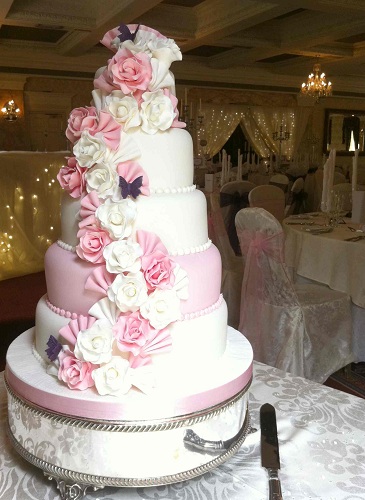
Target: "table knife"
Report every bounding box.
[260,403,283,500]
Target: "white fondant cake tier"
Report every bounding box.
[60,187,208,253]
[127,128,194,190]
[35,294,228,365]
[8,328,252,420]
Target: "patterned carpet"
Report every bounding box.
[325,363,365,399]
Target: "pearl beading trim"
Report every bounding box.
[169,239,211,256]
[46,296,78,320]
[56,237,211,257]
[45,293,221,323]
[32,342,48,369]
[149,185,196,195]
[181,294,223,321]
[57,240,76,252]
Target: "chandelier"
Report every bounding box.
[1,99,20,121]
[300,62,332,102]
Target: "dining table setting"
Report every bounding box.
[284,211,365,360]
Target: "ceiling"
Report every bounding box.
[2,0,365,97]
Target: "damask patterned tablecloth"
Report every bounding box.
[1,364,365,500]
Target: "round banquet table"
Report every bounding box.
[284,213,365,360]
[2,364,365,499]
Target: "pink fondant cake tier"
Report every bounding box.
[6,328,253,421]
[45,241,222,316]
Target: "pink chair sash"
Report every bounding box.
[237,228,295,338]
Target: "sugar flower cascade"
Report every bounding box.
[52,24,189,397]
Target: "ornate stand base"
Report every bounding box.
[45,474,104,500]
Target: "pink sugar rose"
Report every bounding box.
[137,230,176,291]
[113,312,172,367]
[57,157,87,198]
[113,312,153,357]
[58,348,97,390]
[76,227,112,264]
[107,48,152,95]
[66,106,98,144]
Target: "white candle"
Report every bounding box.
[327,149,336,211]
[352,149,359,191]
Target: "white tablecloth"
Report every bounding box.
[284,216,365,308]
[2,364,365,499]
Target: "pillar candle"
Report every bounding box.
[352,149,359,191]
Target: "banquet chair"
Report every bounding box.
[209,192,244,329]
[331,182,352,212]
[248,184,285,223]
[220,181,256,254]
[269,173,289,192]
[333,171,347,185]
[235,207,354,383]
[285,177,305,216]
[257,164,267,175]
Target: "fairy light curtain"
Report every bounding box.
[197,104,312,161]
[0,152,67,280]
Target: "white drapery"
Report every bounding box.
[197,104,312,161]
[0,152,67,281]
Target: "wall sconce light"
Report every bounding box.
[1,100,20,121]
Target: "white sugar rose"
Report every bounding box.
[103,240,142,274]
[92,357,132,396]
[148,37,182,67]
[107,271,148,313]
[140,289,181,329]
[73,131,106,168]
[148,59,175,92]
[140,90,174,134]
[96,198,136,239]
[107,94,141,131]
[74,320,114,364]
[85,162,119,199]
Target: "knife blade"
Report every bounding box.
[260,403,283,500]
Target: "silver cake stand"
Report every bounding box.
[6,376,252,500]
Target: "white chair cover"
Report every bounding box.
[269,173,289,191]
[235,207,354,383]
[248,185,285,222]
[208,192,243,329]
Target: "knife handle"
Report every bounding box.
[268,468,283,500]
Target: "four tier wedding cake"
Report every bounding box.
[6,23,253,489]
